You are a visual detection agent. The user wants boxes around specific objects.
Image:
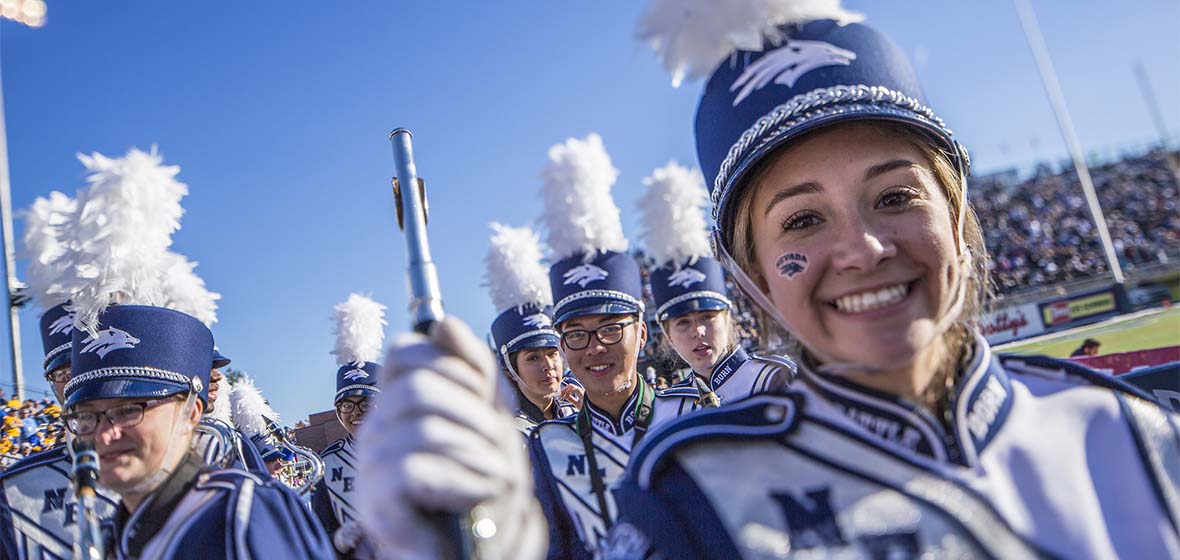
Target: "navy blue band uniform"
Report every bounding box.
[604,338,1180,558]
[310,293,385,558]
[652,349,794,427]
[0,446,119,560]
[64,305,334,558]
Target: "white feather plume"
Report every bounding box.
[539,133,627,260]
[637,0,864,86]
[159,251,221,327]
[229,376,279,438]
[331,294,387,366]
[485,223,552,312]
[205,380,234,424]
[59,147,188,334]
[639,161,712,266]
[20,191,76,309]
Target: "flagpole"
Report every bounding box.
[0,59,26,401]
[1013,0,1126,290]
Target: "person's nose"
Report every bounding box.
[829,212,897,274]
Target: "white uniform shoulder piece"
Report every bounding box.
[318,435,358,526]
[606,338,1180,559]
[0,446,119,560]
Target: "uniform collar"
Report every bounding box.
[798,333,1010,467]
[583,378,651,437]
[709,347,750,391]
[118,451,207,558]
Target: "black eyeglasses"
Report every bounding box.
[63,397,180,436]
[560,321,635,351]
[44,367,70,384]
[335,399,373,414]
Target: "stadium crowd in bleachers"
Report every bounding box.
[0,388,65,469]
[973,148,1180,294]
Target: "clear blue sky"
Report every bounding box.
[1,1,1177,423]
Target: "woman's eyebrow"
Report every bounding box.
[864,159,916,180]
[763,181,822,218]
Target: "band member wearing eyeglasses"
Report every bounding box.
[310,294,386,559]
[0,304,120,560]
[63,305,332,558]
[524,134,704,559]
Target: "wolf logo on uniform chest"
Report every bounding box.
[80,327,140,358]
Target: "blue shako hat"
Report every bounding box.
[335,361,381,403]
[549,251,645,326]
[491,303,559,357]
[248,432,292,462]
[65,305,213,408]
[39,303,75,374]
[696,19,969,251]
[650,257,732,321]
[330,294,387,404]
[212,346,231,369]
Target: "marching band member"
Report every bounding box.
[310,293,386,559]
[605,3,1180,558]
[0,192,119,560]
[229,377,293,478]
[638,161,792,419]
[484,223,577,436]
[50,147,330,558]
[159,246,270,477]
[64,304,332,558]
[525,134,699,559]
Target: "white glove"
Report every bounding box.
[333,520,365,554]
[356,317,547,560]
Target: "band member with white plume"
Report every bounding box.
[602,1,1180,558]
[525,134,699,559]
[485,223,578,436]
[310,293,387,559]
[638,160,792,421]
[0,189,122,560]
[230,376,292,477]
[155,249,270,476]
[46,147,331,558]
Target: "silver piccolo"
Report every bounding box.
[71,440,105,560]
[388,129,485,559]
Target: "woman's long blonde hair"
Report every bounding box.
[726,121,992,407]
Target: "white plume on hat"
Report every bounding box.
[59,147,188,334]
[637,0,864,86]
[485,223,552,312]
[331,294,388,366]
[540,133,627,260]
[639,161,712,267]
[230,375,279,439]
[159,251,221,327]
[20,191,76,309]
[205,380,234,424]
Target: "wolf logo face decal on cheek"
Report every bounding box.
[776,253,808,279]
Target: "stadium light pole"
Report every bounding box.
[0,0,48,401]
[1013,0,1126,289]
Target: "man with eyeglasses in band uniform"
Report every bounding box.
[310,294,386,559]
[526,134,700,559]
[1,191,121,560]
[192,347,271,477]
[0,304,120,560]
[63,304,332,558]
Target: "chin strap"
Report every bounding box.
[124,387,198,496]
